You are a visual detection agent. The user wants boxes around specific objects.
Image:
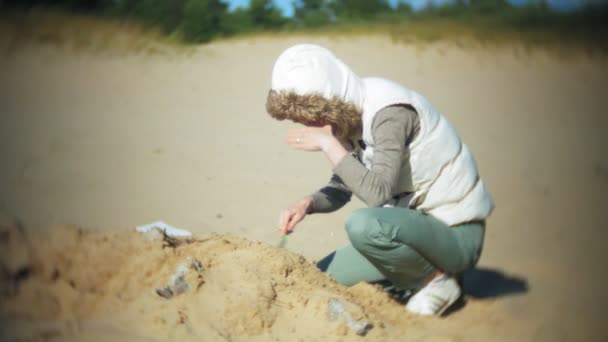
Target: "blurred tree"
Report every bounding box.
[2,0,606,45]
[180,0,227,42]
[0,0,106,10]
[249,0,286,29]
[467,0,511,14]
[221,7,254,34]
[293,0,331,27]
[328,0,391,21]
[112,0,186,33]
[394,1,413,15]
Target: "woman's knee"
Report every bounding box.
[345,208,386,250]
[346,207,422,255]
[346,208,402,254]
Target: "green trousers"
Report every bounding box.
[316,207,485,291]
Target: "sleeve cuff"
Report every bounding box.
[309,191,326,214]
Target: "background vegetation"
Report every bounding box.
[1,0,607,47]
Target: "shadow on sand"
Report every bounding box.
[444,267,528,316]
[462,267,529,298]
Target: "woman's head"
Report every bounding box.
[266,44,364,141]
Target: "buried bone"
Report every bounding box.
[156,258,203,299]
[327,298,373,336]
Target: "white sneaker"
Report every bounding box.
[405,274,461,316]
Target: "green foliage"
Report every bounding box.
[249,0,286,29]
[179,0,226,42]
[329,0,392,21]
[467,0,511,14]
[394,2,413,15]
[3,0,608,46]
[293,0,332,27]
[220,7,254,34]
[116,0,186,33]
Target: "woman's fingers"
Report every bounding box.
[278,205,308,235]
[286,126,334,152]
[286,130,320,151]
[278,198,312,235]
[285,210,304,233]
[278,210,291,233]
[279,209,300,235]
[286,129,308,147]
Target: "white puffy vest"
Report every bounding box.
[361,77,494,226]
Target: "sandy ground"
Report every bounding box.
[0,34,607,341]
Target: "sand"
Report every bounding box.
[0,32,607,341]
[1,223,408,341]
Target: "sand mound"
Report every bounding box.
[0,223,416,341]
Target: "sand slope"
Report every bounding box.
[1,223,437,341]
[1,35,607,340]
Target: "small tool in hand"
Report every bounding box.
[277,234,288,248]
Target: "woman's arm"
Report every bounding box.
[286,105,418,207]
[334,106,418,207]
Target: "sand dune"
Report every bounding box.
[0,35,607,341]
[1,224,405,341]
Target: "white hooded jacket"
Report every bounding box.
[271,44,494,226]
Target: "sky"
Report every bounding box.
[225,0,596,16]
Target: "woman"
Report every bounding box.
[266,44,494,316]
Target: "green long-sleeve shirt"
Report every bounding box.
[310,105,420,213]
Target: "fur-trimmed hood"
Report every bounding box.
[267,44,365,140]
[270,44,365,109]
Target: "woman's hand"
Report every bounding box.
[278,197,313,236]
[286,125,348,166]
[286,125,334,152]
